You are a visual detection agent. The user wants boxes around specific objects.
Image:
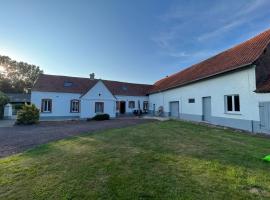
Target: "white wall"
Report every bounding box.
[149,66,266,121]
[80,80,116,118]
[31,91,81,117]
[115,95,149,113]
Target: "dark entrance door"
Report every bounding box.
[120,101,126,114]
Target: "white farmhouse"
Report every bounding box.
[31,73,151,119]
[32,28,270,134]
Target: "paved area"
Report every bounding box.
[0,120,15,128]
[0,118,155,158]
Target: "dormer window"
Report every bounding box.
[64,81,73,87]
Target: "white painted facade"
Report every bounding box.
[80,81,116,118]
[31,91,81,118]
[31,80,149,119]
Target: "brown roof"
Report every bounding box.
[32,74,152,96]
[151,29,270,93]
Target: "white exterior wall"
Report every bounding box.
[80,81,116,118]
[149,67,262,121]
[115,95,149,113]
[31,91,81,118]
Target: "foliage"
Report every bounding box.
[91,114,110,121]
[16,104,40,125]
[0,91,9,119]
[133,109,143,116]
[0,55,43,93]
[0,120,270,199]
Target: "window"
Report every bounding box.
[70,100,80,113]
[64,81,73,87]
[41,99,52,112]
[95,102,104,113]
[128,101,135,109]
[143,101,149,110]
[188,98,195,103]
[116,101,120,110]
[225,95,240,113]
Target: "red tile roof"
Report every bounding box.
[151,29,270,93]
[32,74,152,96]
[256,76,270,93]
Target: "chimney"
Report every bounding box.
[89,73,95,80]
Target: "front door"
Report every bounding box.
[120,101,126,114]
[202,97,211,122]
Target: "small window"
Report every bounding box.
[41,99,52,112]
[70,100,80,113]
[64,81,73,87]
[128,101,135,109]
[95,102,104,113]
[225,95,240,113]
[143,101,149,110]
[188,98,195,103]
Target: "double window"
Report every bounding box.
[225,95,240,113]
[128,101,135,109]
[95,102,104,113]
[41,99,52,113]
[70,100,80,113]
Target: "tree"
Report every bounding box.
[0,55,43,93]
[0,91,9,119]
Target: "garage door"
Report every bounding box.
[259,102,270,132]
[170,101,179,118]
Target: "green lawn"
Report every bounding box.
[1,120,270,199]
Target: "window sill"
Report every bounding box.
[224,112,241,115]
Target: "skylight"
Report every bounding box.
[64,81,73,87]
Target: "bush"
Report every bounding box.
[0,92,9,119]
[133,109,143,116]
[91,114,110,121]
[16,104,40,125]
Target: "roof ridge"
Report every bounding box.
[151,28,270,93]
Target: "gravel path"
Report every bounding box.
[0,118,155,158]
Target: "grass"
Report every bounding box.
[0,120,270,199]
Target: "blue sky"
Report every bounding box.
[0,0,270,84]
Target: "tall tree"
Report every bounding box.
[0,55,43,93]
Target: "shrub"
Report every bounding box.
[0,92,9,119]
[92,114,110,121]
[16,104,40,125]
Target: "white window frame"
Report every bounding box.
[95,102,104,113]
[225,94,240,114]
[70,100,80,113]
[41,99,52,113]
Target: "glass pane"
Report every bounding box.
[227,96,233,111]
[234,95,240,111]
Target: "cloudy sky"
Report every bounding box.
[0,0,269,84]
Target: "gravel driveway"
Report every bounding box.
[0,118,155,158]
